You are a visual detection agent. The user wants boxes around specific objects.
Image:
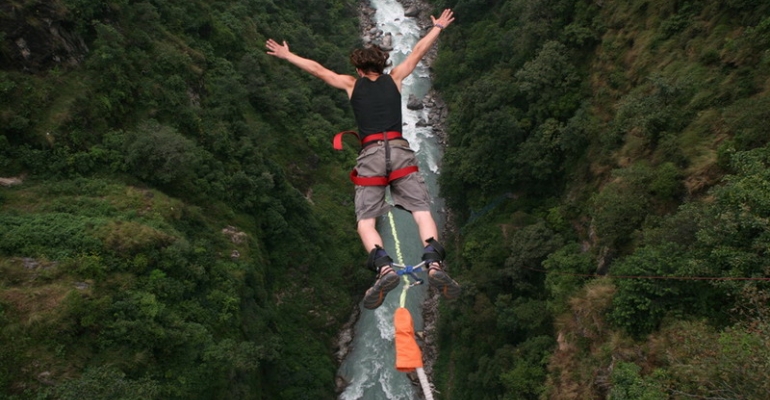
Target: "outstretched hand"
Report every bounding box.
[266,39,291,59]
[431,9,455,29]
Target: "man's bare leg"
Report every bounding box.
[361,211,438,250]
[357,217,383,252]
[412,210,442,265]
[412,210,439,243]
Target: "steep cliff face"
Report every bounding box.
[1,1,88,71]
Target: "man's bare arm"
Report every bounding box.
[390,9,455,86]
[266,39,356,95]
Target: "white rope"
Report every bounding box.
[416,368,434,400]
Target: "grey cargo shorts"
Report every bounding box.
[354,141,431,220]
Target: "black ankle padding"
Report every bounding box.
[421,237,446,262]
[366,245,393,272]
[375,254,392,269]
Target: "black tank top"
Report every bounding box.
[349,74,402,140]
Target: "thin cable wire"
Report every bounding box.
[522,265,770,281]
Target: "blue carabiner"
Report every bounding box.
[396,264,424,285]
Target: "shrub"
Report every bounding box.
[500,336,554,399]
[591,178,650,248]
[649,162,683,201]
[124,120,202,187]
[97,220,177,256]
[723,95,770,150]
[650,318,770,398]
[53,366,161,400]
[609,362,667,400]
[607,243,723,336]
[0,213,105,258]
[504,221,564,295]
[543,243,595,315]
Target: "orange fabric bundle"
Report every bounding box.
[394,307,423,372]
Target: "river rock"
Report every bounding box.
[406,94,423,110]
[379,32,393,51]
[404,5,420,18]
[362,4,376,17]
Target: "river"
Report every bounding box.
[337,0,445,399]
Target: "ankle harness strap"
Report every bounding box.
[367,245,393,273]
[421,237,446,263]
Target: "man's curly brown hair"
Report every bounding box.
[350,45,390,74]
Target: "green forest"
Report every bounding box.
[2,0,770,399]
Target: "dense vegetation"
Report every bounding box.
[431,0,770,398]
[1,0,367,399]
[3,0,770,399]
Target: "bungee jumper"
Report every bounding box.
[266,9,461,309]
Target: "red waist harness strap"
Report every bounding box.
[332,130,419,186]
[349,165,419,186]
[333,130,404,150]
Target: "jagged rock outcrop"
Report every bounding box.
[0,176,23,187]
[0,1,88,72]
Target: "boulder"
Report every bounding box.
[404,6,420,18]
[406,94,424,110]
[379,32,393,51]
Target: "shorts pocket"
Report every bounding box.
[355,146,386,176]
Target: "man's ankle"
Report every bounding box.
[378,264,395,276]
[421,237,446,265]
[367,245,393,272]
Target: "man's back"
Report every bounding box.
[350,74,402,137]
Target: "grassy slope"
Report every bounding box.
[0,173,362,398]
